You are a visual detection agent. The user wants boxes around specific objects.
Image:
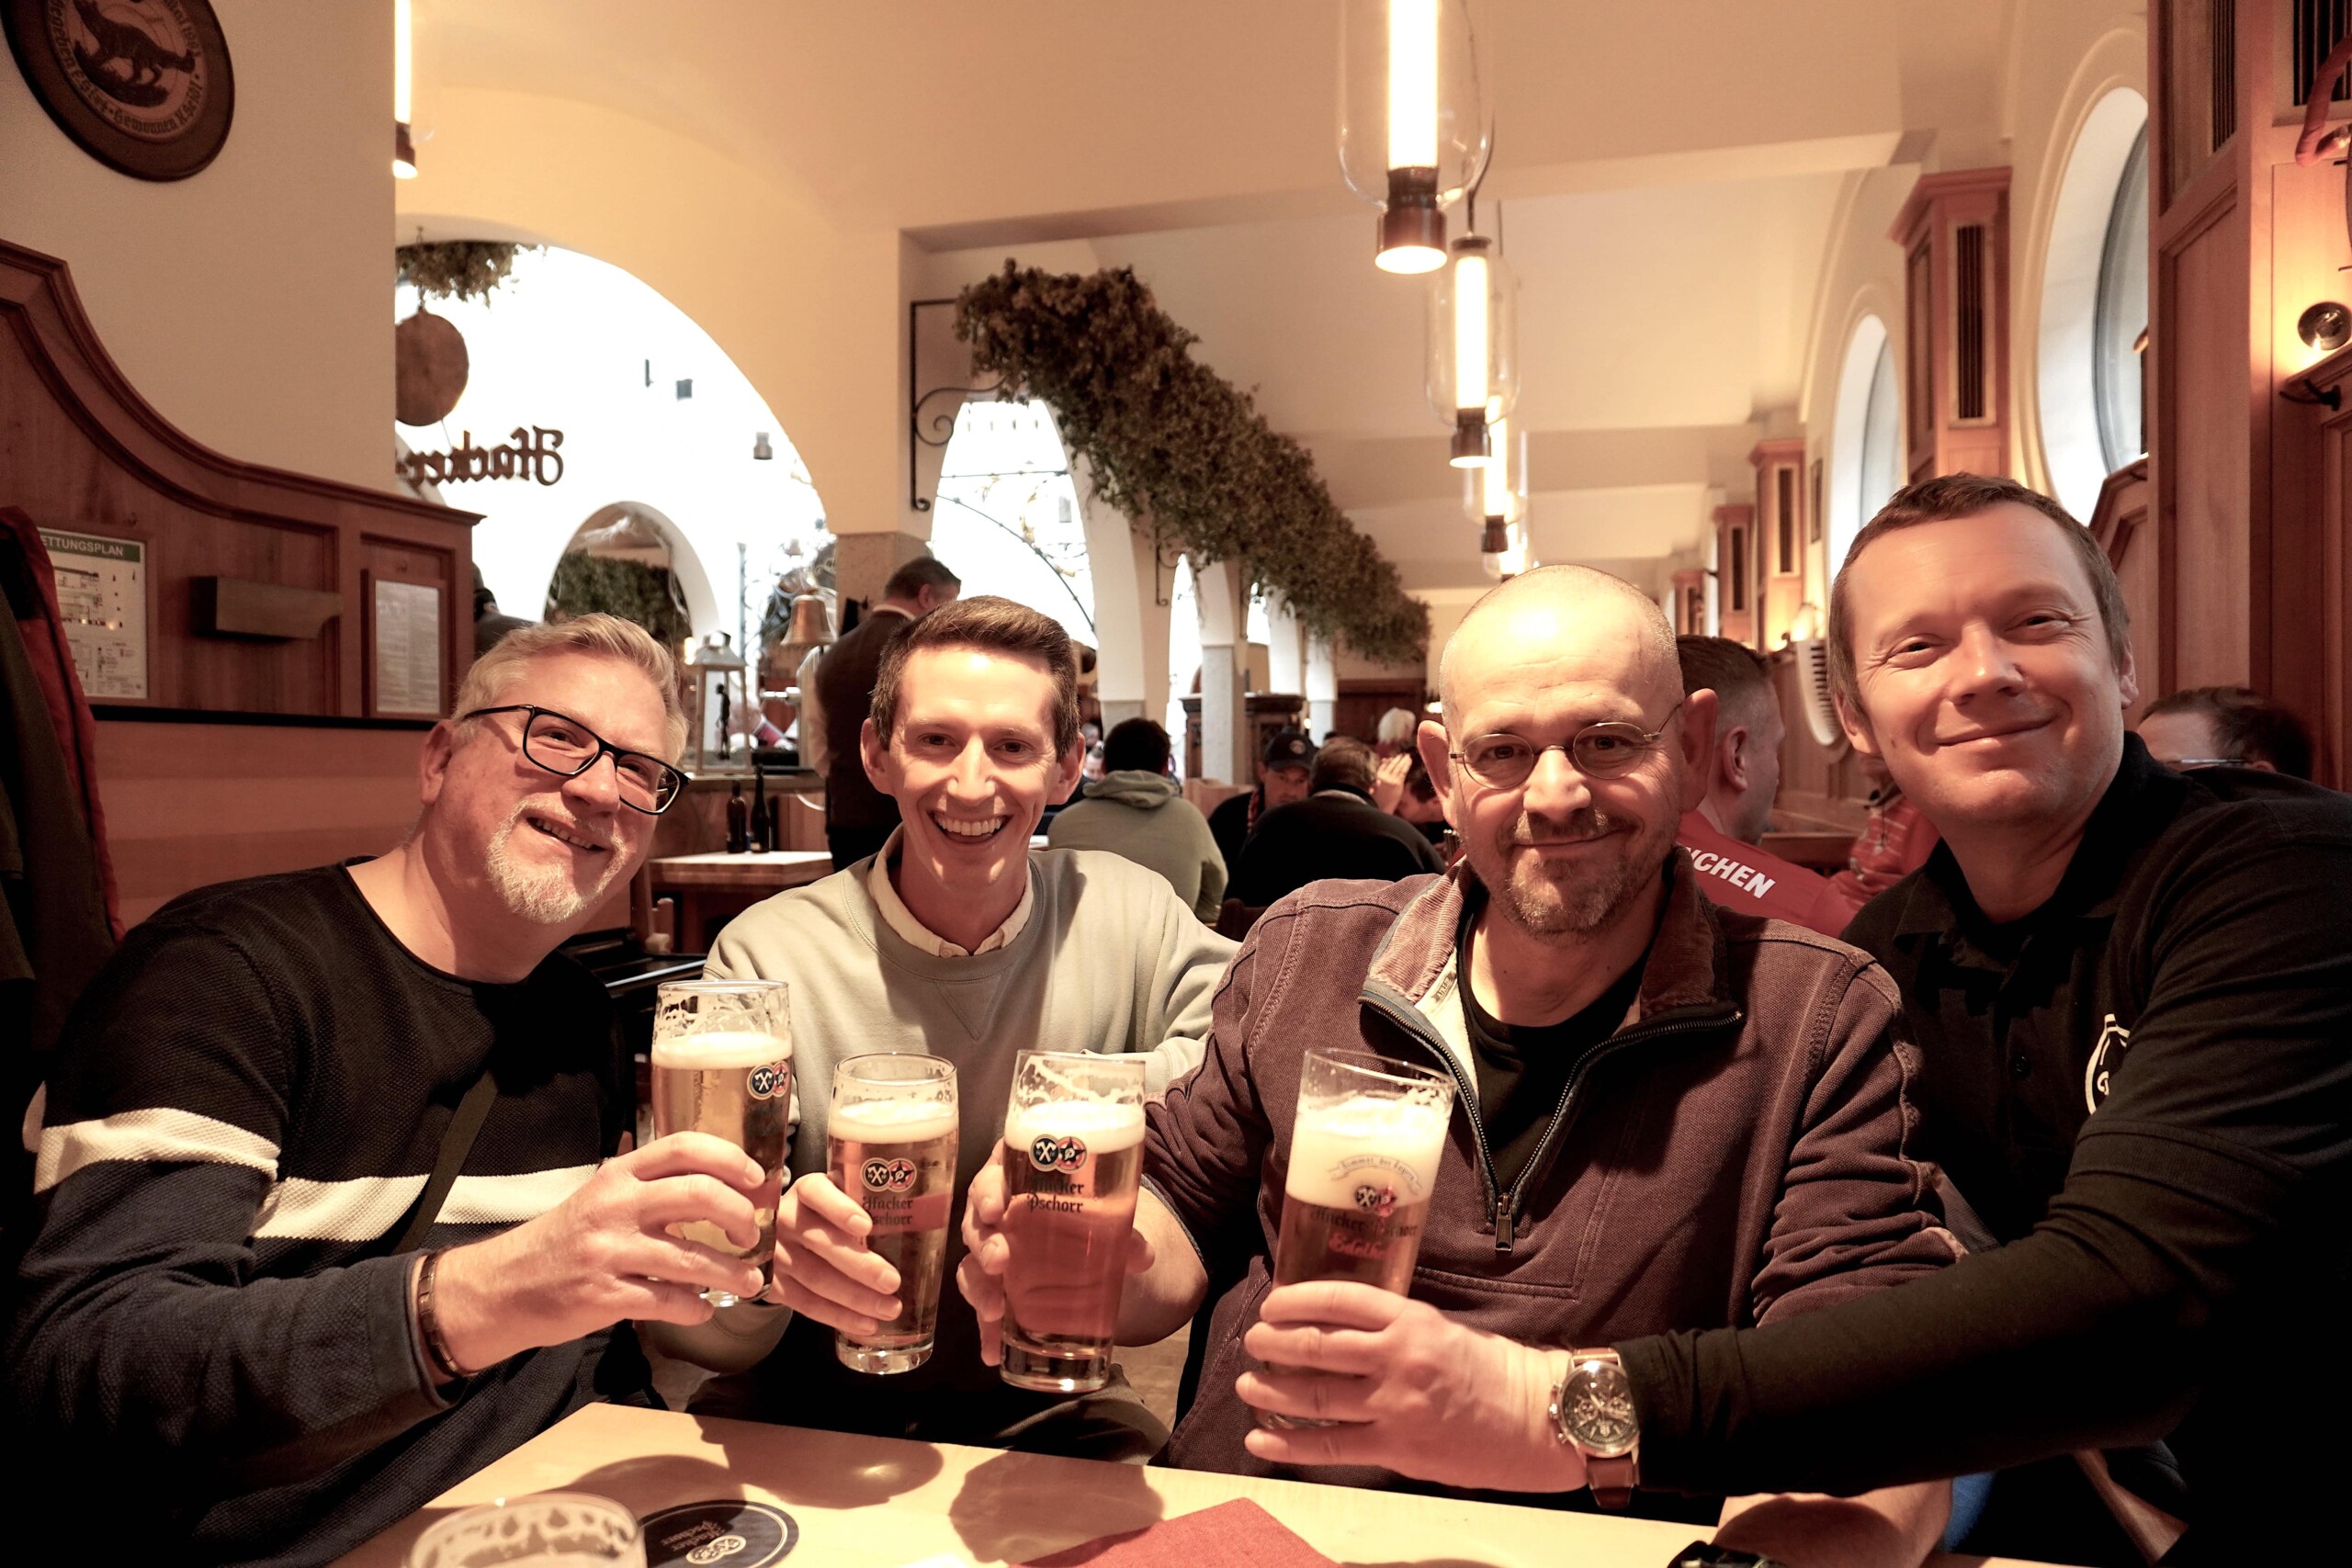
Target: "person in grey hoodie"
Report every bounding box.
[1047,718,1226,921]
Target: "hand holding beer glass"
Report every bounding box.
[826,1055,958,1373]
[649,980,792,1308]
[1259,1047,1453,1428]
[996,1050,1148,1393]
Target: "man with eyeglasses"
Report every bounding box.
[956,566,1957,1562]
[11,615,771,1566]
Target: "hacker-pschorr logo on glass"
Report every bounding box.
[747,1061,789,1101]
[2084,1013,2132,1111]
[862,1156,916,1192]
[1030,1134,1088,1173]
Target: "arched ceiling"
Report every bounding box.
[407,0,2021,601]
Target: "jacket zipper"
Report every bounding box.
[1359,990,1737,1254]
[1493,1011,1736,1252]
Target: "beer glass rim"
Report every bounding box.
[1011,1048,1146,1089]
[1302,1046,1453,1092]
[655,978,788,1001]
[404,1490,639,1567]
[834,1052,957,1087]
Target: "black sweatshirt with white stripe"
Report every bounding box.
[7,868,650,1567]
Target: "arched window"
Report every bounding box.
[2037,89,2150,519]
[393,245,826,665]
[1828,314,1899,576]
[929,400,1094,643]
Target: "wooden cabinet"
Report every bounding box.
[1750,437,1808,648]
[1891,168,2013,484]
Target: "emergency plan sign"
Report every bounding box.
[41,527,147,700]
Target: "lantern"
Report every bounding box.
[1338,0,1492,274]
[1429,236,1518,465]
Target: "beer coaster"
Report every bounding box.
[639,1500,798,1568]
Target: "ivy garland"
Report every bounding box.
[956,263,1428,666]
[396,241,534,305]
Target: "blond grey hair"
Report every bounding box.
[453,613,687,759]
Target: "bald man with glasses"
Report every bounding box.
[958,566,1959,1563]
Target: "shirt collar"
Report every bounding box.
[865,826,1035,957]
[1892,731,2184,945]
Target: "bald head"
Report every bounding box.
[1439,566,1680,725]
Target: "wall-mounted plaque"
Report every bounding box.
[371,578,443,717]
[41,525,147,699]
[3,0,235,182]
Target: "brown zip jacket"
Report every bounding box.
[1145,852,1962,1510]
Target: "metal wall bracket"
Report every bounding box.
[909,297,1002,512]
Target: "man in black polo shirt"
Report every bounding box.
[1535,474,2352,1562]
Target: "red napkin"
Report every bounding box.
[1021,1498,1339,1568]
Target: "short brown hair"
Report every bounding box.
[1309,735,1378,795]
[1828,473,2130,716]
[1677,635,1774,728]
[869,595,1080,753]
[882,555,962,603]
[2143,684,2313,779]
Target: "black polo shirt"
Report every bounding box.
[1618,735,2352,1561]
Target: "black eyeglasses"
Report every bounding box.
[1449,700,1684,790]
[462,705,687,815]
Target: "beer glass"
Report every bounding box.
[997,1050,1147,1393]
[1261,1047,1453,1428]
[405,1492,642,1568]
[826,1054,959,1373]
[649,979,791,1308]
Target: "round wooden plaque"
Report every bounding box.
[3,0,234,182]
[395,309,470,428]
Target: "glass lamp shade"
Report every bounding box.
[1462,411,1527,522]
[1339,0,1492,273]
[1479,519,1530,581]
[1429,236,1518,462]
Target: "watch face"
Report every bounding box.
[1565,1361,1638,1455]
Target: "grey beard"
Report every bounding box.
[485,811,624,925]
[1486,808,1675,940]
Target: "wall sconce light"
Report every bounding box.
[752,432,774,460]
[1338,0,1490,275]
[393,0,417,179]
[1430,234,1517,466]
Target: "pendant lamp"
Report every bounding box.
[1465,412,1529,579]
[1339,0,1492,274]
[1430,236,1518,465]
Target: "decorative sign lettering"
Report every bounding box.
[397,426,566,489]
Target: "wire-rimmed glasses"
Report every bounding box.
[462,705,686,814]
[1448,700,1684,790]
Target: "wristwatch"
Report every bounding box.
[1550,1348,1640,1508]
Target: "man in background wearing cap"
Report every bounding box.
[1230,737,1445,908]
[1674,636,1864,937]
[1208,727,1316,884]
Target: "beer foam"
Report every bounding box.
[1003,1099,1146,1154]
[1284,1093,1450,1208]
[831,1099,958,1145]
[650,1031,789,1070]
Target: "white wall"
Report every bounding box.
[0,1,390,490]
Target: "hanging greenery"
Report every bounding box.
[397,241,535,305]
[955,262,1428,665]
[543,551,692,649]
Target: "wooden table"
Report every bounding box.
[647,851,835,950]
[334,1404,2078,1568]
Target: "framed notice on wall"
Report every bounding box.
[40,525,147,699]
[370,577,443,716]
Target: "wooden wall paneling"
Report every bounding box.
[1670,567,1706,636]
[94,716,428,925]
[1750,437,1807,647]
[1890,168,2014,483]
[1767,652,1866,829]
[2294,343,2352,786]
[1713,502,1756,647]
[2160,194,2254,690]
[0,241,478,719]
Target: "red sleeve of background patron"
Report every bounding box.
[1677,811,1856,938]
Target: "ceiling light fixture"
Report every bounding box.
[393,0,417,179]
[1339,0,1490,275]
[1466,412,1529,579]
[752,432,775,460]
[1430,232,1517,466]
